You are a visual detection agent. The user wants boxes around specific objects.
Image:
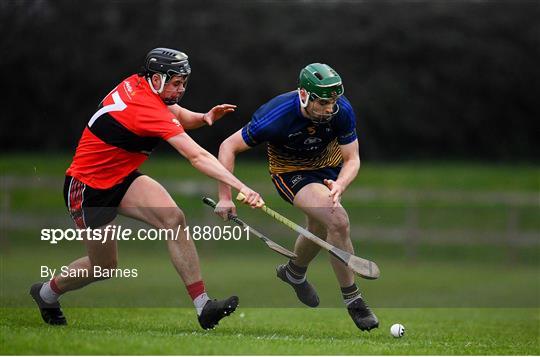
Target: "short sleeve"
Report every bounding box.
[334,97,358,145]
[241,107,281,147]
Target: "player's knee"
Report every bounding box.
[159,208,186,229]
[326,211,350,237]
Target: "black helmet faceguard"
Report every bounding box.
[143,48,191,104]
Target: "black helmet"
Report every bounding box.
[143,47,191,81]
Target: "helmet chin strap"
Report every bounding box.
[298,88,309,108]
[147,74,166,95]
[148,74,179,105]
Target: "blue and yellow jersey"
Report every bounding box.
[241,91,357,174]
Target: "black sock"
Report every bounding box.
[341,283,361,305]
[286,260,307,281]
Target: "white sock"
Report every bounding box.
[193,292,210,316]
[344,294,362,306]
[285,271,306,284]
[39,281,60,304]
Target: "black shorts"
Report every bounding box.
[271,167,341,204]
[63,170,143,229]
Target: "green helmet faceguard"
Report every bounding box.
[298,63,344,123]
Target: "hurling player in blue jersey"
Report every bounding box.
[215,63,378,331]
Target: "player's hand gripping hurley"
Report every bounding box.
[236,193,380,279]
[202,197,297,259]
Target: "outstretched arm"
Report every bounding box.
[168,104,237,130]
[216,129,253,218]
[167,132,261,207]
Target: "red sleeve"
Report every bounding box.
[136,106,185,140]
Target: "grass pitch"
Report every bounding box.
[1,307,538,355]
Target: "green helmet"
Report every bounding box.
[298,63,344,123]
[298,63,344,100]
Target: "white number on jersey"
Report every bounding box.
[88,91,127,127]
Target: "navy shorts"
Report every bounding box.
[63,170,143,229]
[271,167,341,204]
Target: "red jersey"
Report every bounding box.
[66,74,184,189]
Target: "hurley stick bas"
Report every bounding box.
[236,193,380,279]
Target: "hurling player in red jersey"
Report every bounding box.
[30,48,263,330]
